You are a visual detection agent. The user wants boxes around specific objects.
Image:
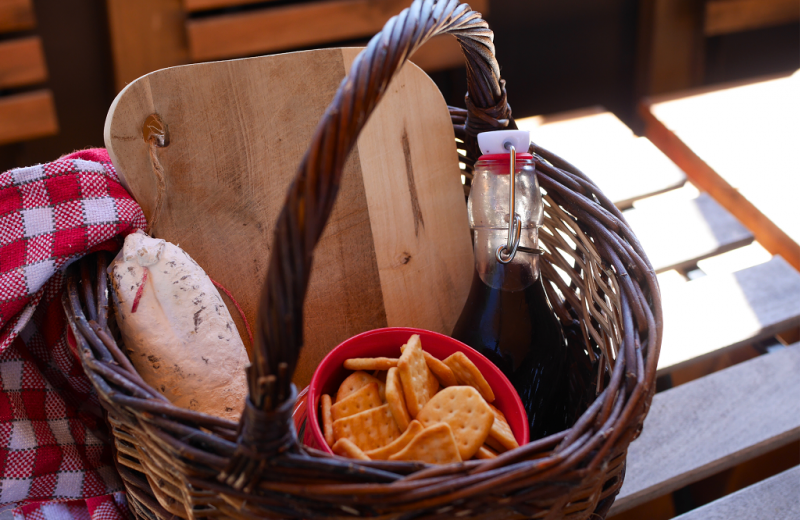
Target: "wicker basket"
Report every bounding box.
[66,2,662,518]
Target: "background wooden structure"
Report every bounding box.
[105,0,484,92]
[0,0,57,146]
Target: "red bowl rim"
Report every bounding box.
[305,326,529,455]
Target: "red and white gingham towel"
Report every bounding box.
[0,149,146,519]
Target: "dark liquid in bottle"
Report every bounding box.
[452,268,572,439]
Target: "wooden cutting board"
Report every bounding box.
[104,48,473,386]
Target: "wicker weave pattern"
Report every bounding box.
[65,1,662,518]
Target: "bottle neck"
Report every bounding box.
[469,156,542,292]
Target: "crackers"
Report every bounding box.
[444,352,495,402]
[343,358,398,371]
[321,333,517,465]
[331,383,382,422]
[333,438,369,460]
[398,335,438,416]
[416,386,494,460]
[321,394,334,447]
[488,403,519,451]
[388,423,461,465]
[385,367,411,431]
[336,371,385,402]
[365,420,424,460]
[332,404,401,452]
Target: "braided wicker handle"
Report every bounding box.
[251,0,508,408]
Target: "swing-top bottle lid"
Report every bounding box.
[477,130,531,156]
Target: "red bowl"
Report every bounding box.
[298,327,529,455]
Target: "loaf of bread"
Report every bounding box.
[109,230,249,421]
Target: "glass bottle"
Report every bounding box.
[451,130,573,440]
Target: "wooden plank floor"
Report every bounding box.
[610,343,800,515]
[672,465,800,520]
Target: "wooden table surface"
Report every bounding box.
[517,108,686,209]
[642,70,800,271]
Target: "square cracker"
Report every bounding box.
[416,386,494,460]
[385,367,411,431]
[388,423,462,465]
[333,404,401,452]
[365,420,424,460]
[444,352,495,402]
[397,335,437,417]
[331,382,383,422]
[488,403,519,451]
[336,371,385,402]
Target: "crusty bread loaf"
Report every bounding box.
[109,231,249,421]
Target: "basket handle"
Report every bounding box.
[251,1,510,409]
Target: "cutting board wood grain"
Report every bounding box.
[104,48,473,386]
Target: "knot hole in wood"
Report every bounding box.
[143,114,169,147]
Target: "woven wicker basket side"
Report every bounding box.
[66,1,662,518]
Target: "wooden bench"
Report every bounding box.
[673,465,800,519]
[611,343,800,515]
[105,0,484,91]
[658,255,800,373]
[0,0,58,145]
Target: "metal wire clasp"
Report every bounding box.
[495,143,544,264]
[496,143,521,264]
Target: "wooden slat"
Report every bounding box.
[186,0,488,62]
[0,90,58,145]
[517,108,686,208]
[0,0,34,33]
[642,71,800,271]
[705,0,800,36]
[610,344,800,514]
[106,0,189,91]
[0,36,47,89]
[658,256,800,373]
[184,0,278,13]
[673,466,800,520]
[625,193,753,273]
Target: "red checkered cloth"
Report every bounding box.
[0,149,145,519]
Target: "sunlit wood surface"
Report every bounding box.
[517,108,686,209]
[642,71,800,270]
